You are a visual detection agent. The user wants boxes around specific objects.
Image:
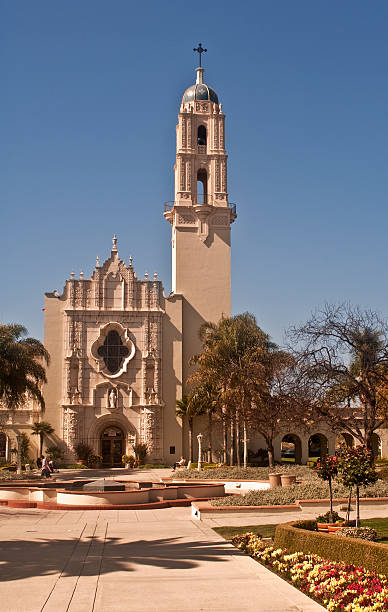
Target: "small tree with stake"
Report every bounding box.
[315,454,339,523]
[338,446,378,527]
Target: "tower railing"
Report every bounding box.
[164,201,237,214]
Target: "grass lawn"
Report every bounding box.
[363,517,388,543]
[213,523,278,540]
[214,517,388,544]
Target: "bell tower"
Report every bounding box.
[164,47,236,377]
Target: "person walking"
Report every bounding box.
[41,455,51,478]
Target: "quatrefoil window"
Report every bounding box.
[97,331,130,374]
[91,323,136,379]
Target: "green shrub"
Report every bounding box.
[212,478,388,506]
[316,510,344,523]
[64,463,89,469]
[292,519,317,531]
[377,466,388,480]
[274,521,388,575]
[137,463,168,469]
[74,443,93,462]
[375,457,388,467]
[133,443,148,465]
[188,462,218,470]
[46,445,64,462]
[0,470,41,480]
[122,454,135,466]
[87,454,102,467]
[174,464,315,481]
[336,526,378,542]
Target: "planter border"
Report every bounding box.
[274,520,388,575]
[191,496,388,520]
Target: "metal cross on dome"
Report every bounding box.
[193,43,207,67]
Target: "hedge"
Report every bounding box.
[274,520,388,575]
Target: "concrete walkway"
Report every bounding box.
[0,504,324,612]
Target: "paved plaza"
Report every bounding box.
[0,505,325,612]
[1,469,387,611]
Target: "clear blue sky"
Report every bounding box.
[2,1,388,345]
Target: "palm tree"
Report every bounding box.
[176,395,203,463]
[192,313,276,466]
[0,324,50,409]
[32,421,54,457]
[188,377,221,462]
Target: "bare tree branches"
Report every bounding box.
[288,303,388,449]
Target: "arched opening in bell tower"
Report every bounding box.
[197,169,208,204]
[197,125,207,146]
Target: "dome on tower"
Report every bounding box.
[182,82,219,104]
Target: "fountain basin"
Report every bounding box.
[0,481,225,510]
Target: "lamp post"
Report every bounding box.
[197,433,203,472]
[16,433,22,475]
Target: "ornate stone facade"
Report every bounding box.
[24,62,236,465]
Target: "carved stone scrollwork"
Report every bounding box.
[179,157,186,191]
[214,118,219,150]
[186,160,191,191]
[70,280,76,308]
[221,160,227,193]
[215,159,220,191]
[150,321,159,355]
[196,102,208,113]
[187,116,192,148]
[181,116,187,148]
[141,406,161,457]
[63,407,79,450]
[212,215,229,227]
[177,214,196,225]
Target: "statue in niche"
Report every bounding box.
[108,388,118,410]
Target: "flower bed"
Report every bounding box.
[0,470,41,481]
[275,521,388,575]
[337,526,378,542]
[232,532,388,611]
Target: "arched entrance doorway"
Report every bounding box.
[100,426,125,467]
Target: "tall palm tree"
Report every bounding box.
[192,313,276,466]
[176,395,203,462]
[188,376,221,462]
[32,421,54,457]
[0,324,50,409]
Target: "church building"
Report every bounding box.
[1,53,385,467]
[41,58,236,466]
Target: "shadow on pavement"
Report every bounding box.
[0,536,236,581]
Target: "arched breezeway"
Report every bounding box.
[281,434,302,464]
[335,432,354,452]
[308,433,328,465]
[370,432,382,459]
